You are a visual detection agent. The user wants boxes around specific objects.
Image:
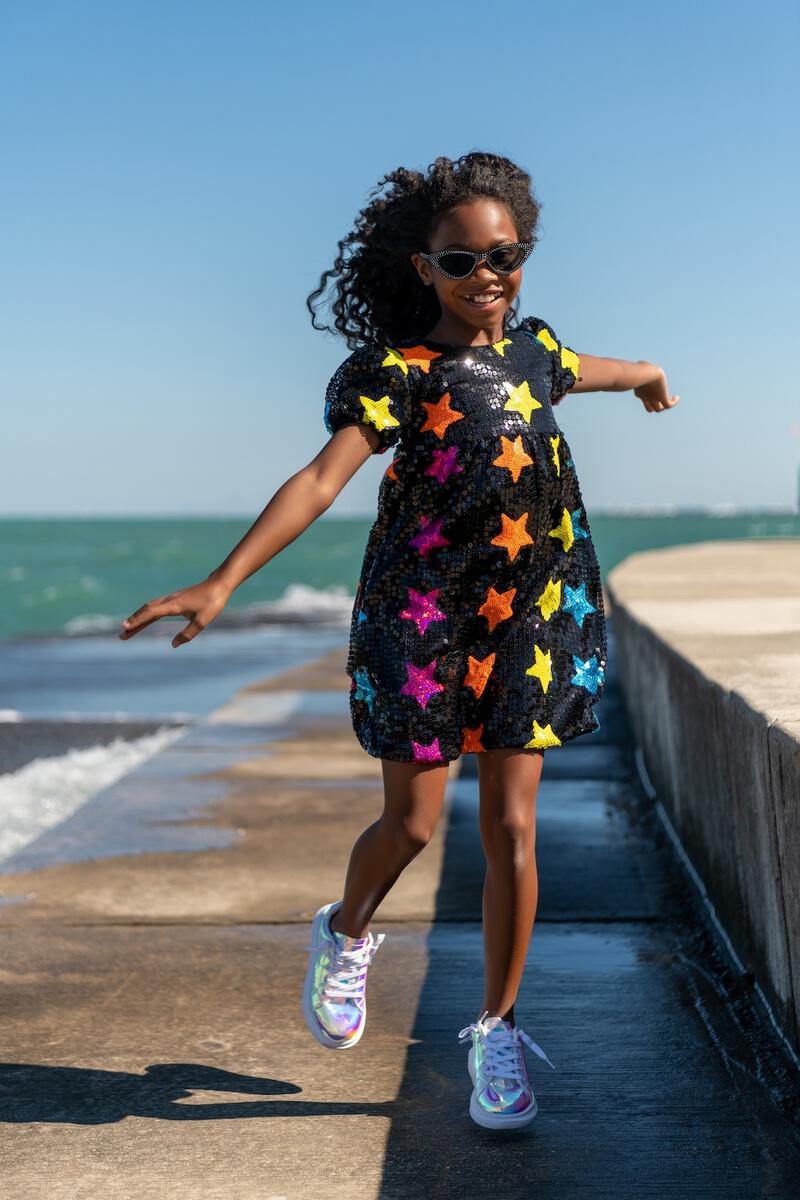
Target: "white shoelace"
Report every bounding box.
[306,931,386,1002]
[458,1011,557,1083]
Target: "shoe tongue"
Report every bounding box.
[483,1015,512,1037]
[333,928,370,951]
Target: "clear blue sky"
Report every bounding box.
[1,0,797,516]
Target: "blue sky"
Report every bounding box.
[1,0,797,516]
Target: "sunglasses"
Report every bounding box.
[419,241,533,281]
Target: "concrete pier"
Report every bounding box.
[1,630,799,1198]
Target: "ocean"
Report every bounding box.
[1,512,797,864]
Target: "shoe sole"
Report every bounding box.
[466,1045,538,1130]
[302,901,367,1051]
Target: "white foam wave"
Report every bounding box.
[0,725,186,864]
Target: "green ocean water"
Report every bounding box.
[1,513,798,640]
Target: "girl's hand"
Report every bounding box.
[634,365,680,414]
[118,578,233,648]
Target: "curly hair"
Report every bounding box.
[306,151,542,350]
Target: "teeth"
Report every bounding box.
[466,293,500,302]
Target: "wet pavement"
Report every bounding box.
[1,633,799,1198]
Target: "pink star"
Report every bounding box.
[411,737,444,762]
[399,587,447,635]
[400,658,445,709]
[408,515,450,558]
[425,445,464,485]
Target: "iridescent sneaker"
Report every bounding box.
[302,900,386,1050]
[457,1010,556,1130]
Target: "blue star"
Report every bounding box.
[352,666,377,712]
[562,582,596,629]
[570,654,605,695]
[358,608,368,623]
[570,508,589,541]
[565,456,575,471]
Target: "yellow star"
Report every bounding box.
[548,508,574,552]
[382,345,410,375]
[492,337,513,356]
[502,379,542,422]
[359,394,400,433]
[561,346,580,378]
[535,327,558,353]
[550,434,561,476]
[525,720,562,749]
[492,434,534,483]
[490,512,534,561]
[525,645,553,693]
[536,578,561,621]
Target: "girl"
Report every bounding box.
[119,151,678,1132]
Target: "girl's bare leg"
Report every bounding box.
[476,747,544,1025]
[329,758,450,939]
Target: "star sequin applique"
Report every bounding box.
[420,391,465,439]
[397,345,442,373]
[385,460,398,481]
[571,508,589,541]
[525,645,553,693]
[492,337,513,356]
[462,723,486,752]
[411,737,444,761]
[478,585,516,632]
[561,346,580,378]
[425,445,464,485]
[550,435,561,476]
[525,720,562,749]
[502,379,542,423]
[490,512,534,561]
[548,508,574,552]
[399,587,447,635]
[463,652,496,698]
[562,582,596,629]
[571,654,605,695]
[401,658,445,709]
[492,434,534,483]
[536,578,562,621]
[352,666,376,712]
[357,608,367,623]
[358,393,400,434]
[408,515,450,558]
[382,345,412,376]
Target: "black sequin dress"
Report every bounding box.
[323,315,607,763]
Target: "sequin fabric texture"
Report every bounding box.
[322,315,608,763]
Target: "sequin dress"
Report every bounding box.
[322,315,607,763]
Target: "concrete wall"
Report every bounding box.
[606,540,800,1052]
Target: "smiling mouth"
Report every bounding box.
[463,292,503,308]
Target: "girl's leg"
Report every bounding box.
[476,747,544,1025]
[329,759,450,939]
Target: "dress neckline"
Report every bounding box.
[417,330,517,351]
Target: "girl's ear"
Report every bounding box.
[410,253,434,286]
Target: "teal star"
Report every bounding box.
[562,582,596,629]
[352,666,376,712]
[570,508,589,541]
[571,654,605,695]
[358,608,368,623]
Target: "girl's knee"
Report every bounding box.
[382,812,436,860]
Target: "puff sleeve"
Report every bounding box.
[323,342,412,455]
[517,315,581,405]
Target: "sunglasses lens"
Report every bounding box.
[488,244,528,272]
[435,251,477,278]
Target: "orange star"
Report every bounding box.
[385,459,398,481]
[462,723,486,753]
[478,585,516,632]
[463,652,496,698]
[490,512,534,561]
[420,391,466,439]
[492,434,534,483]
[397,345,443,373]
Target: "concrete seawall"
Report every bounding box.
[606,539,800,1053]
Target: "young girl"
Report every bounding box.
[119,151,678,1132]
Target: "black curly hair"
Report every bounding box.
[306,151,542,350]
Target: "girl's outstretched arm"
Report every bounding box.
[569,354,680,414]
[119,423,381,646]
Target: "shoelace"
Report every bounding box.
[305,931,386,1002]
[458,1010,557,1083]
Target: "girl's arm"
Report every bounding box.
[569,354,680,414]
[119,423,380,645]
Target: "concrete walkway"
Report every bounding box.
[2,633,799,1199]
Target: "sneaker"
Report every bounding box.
[457,1010,556,1130]
[302,900,385,1050]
